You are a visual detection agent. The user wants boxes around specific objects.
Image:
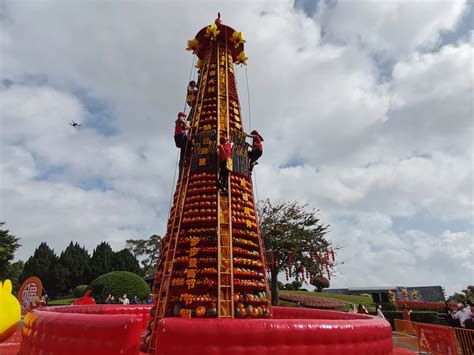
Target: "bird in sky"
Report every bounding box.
[69,121,81,127]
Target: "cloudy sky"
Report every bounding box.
[1,0,472,296]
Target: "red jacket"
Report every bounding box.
[253,135,263,151]
[218,142,232,161]
[174,118,187,136]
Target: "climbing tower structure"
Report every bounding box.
[144,15,271,353]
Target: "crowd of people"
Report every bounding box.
[348,300,473,330]
[104,294,154,305]
[445,301,473,329]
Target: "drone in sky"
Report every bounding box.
[69,121,81,128]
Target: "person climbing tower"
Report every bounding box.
[218,135,233,192]
[244,130,263,172]
[174,112,190,165]
[186,80,198,107]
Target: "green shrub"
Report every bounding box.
[381,302,396,311]
[411,311,438,324]
[87,271,150,303]
[311,276,330,292]
[73,285,88,298]
[383,311,438,330]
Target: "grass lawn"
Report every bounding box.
[280,290,375,312]
[48,298,76,306]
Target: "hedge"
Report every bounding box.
[73,285,88,298]
[383,311,438,330]
[87,271,151,303]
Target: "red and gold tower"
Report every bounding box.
[145,14,271,352]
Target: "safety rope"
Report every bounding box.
[168,54,197,216]
[244,65,259,203]
[183,55,197,113]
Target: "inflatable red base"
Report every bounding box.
[19,305,393,354]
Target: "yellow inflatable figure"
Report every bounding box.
[0,279,21,343]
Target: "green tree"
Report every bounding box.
[112,249,142,275]
[0,222,21,279]
[88,271,150,303]
[449,285,474,304]
[291,280,302,291]
[311,275,330,292]
[57,242,90,293]
[126,234,161,276]
[4,260,24,291]
[20,242,59,296]
[259,200,334,305]
[88,242,115,281]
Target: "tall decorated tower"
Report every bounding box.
[144,14,272,352]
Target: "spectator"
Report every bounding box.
[357,304,368,314]
[452,302,472,328]
[464,302,474,329]
[376,304,386,319]
[131,295,140,304]
[105,294,113,304]
[349,303,357,313]
[146,294,154,305]
[402,304,412,321]
[122,294,130,305]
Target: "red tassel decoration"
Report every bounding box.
[331,249,335,262]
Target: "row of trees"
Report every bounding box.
[19,241,143,297]
[1,221,162,298]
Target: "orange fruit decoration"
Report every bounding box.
[196,306,206,317]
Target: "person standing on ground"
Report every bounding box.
[357,304,368,314]
[376,304,386,319]
[402,304,412,321]
[452,302,472,328]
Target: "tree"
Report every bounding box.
[126,234,161,276]
[259,200,334,305]
[449,286,474,304]
[88,271,151,303]
[20,242,60,296]
[57,242,90,293]
[0,222,21,279]
[311,275,330,292]
[88,242,115,281]
[112,249,142,275]
[291,280,302,291]
[4,260,24,291]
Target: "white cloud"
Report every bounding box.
[0,0,471,296]
[316,0,468,57]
